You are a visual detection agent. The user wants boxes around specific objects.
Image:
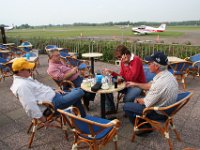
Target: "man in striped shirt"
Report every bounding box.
[123,52,178,124]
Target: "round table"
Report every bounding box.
[81,81,125,118]
[3,43,15,46]
[82,53,103,75]
[0,49,11,53]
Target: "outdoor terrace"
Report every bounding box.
[0,54,199,150]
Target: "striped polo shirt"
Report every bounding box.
[144,70,178,107]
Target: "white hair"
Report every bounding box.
[152,61,168,71]
[47,49,59,58]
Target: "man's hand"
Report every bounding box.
[126,81,137,87]
[55,89,66,94]
[135,98,144,104]
[72,67,78,74]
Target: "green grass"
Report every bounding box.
[6,25,199,39]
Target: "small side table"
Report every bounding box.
[82,52,103,75]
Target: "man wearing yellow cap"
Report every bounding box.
[10,58,86,123]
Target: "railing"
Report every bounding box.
[5,37,200,62]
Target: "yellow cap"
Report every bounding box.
[12,58,35,71]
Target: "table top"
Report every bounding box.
[0,49,11,53]
[3,43,15,46]
[6,56,39,64]
[168,56,186,63]
[82,52,103,58]
[81,81,125,94]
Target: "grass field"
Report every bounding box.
[6,25,200,39]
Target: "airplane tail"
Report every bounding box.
[158,24,166,30]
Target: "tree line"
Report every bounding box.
[1,20,200,29]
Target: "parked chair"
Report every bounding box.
[58,107,121,150]
[23,101,68,148]
[169,61,192,90]
[64,56,91,77]
[59,48,70,56]
[45,45,63,53]
[18,41,33,52]
[51,77,75,91]
[0,57,13,81]
[132,91,193,150]
[185,54,200,78]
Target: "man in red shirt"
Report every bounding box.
[104,45,146,103]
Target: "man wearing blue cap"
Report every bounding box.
[123,51,178,125]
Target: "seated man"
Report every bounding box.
[10,58,86,123]
[47,49,95,110]
[123,52,178,125]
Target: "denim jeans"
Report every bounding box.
[73,76,96,101]
[123,102,167,125]
[120,87,142,102]
[72,76,83,88]
[52,88,86,117]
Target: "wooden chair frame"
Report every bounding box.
[0,62,13,81]
[58,107,121,150]
[169,62,192,90]
[116,92,125,112]
[132,91,193,150]
[26,101,68,148]
[184,54,200,79]
[64,56,92,77]
[52,77,75,90]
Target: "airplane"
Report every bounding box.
[132,24,166,35]
[1,24,14,31]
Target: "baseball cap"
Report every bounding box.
[12,58,35,71]
[145,52,168,66]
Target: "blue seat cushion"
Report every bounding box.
[60,51,70,57]
[74,115,113,140]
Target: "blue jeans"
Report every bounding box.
[66,76,96,102]
[121,87,142,102]
[123,102,167,125]
[72,76,83,88]
[52,88,86,117]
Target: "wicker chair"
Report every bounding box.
[169,61,192,90]
[0,57,13,81]
[58,107,121,150]
[25,101,68,148]
[132,91,193,150]
[185,54,200,78]
[52,77,75,91]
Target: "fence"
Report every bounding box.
[4,37,200,62]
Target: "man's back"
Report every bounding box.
[144,70,178,107]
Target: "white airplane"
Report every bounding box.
[3,24,14,30]
[132,24,166,35]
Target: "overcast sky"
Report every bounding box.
[1,0,200,26]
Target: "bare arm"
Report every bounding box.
[126,81,151,91]
[63,67,78,80]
